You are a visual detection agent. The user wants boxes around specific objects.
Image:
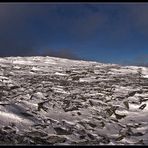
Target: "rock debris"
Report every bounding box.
[0,56,147,145]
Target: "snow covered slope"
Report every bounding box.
[0,56,148,145]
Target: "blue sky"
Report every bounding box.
[0,3,148,65]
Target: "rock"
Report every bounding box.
[87,122,97,128]
[64,106,79,112]
[9,85,20,90]
[100,136,110,144]
[115,135,125,141]
[31,92,46,100]
[77,112,81,116]
[134,139,144,144]
[26,130,48,138]
[123,101,129,110]
[139,104,147,110]
[37,101,48,112]
[114,112,126,120]
[46,134,66,144]
[87,133,95,140]
[54,126,72,135]
[127,91,137,97]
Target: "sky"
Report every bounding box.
[0,3,148,65]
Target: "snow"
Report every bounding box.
[55,72,68,76]
[0,56,148,145]
[31,67,41,71]
[0,111,33,125]
[53,87,70,94]
[143,75,148,78]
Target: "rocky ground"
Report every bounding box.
[0,56,148,145]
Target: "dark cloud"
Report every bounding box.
[0,3,148,64]
[83,3,100,13]
[0,3,59,55]
[69,11,107,41]
[0,3,108,54]
[127,4,148,35]
[84,4,148,50]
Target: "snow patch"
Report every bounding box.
[55,72,68,76]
